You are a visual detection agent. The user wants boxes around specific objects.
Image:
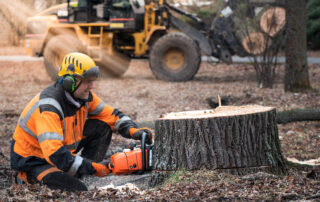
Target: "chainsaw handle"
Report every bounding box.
[139,132,147,174]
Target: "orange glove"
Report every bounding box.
[92,162,110,177]
[129,127,153,144]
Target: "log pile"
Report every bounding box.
[153,105,287,175]
[232,3,286,55]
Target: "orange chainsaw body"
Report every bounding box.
[110,149,143,175]
[110,145,153,175]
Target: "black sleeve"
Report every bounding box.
[112,109,138,138]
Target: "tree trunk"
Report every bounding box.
[284,0,311,92]
[153,105,287,175]
[277,108,320,124]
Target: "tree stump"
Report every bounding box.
[153,105,287,175]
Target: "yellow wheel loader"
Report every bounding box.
[25,0,284,81]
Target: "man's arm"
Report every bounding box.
[35,111,96,176]
[88,92,153,143]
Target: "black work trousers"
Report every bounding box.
[16,119,113,192]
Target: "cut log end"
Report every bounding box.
[242,32,266,55]
[260,7,286,37]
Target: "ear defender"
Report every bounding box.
[62,75,76,93]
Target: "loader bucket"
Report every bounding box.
[43,34,130,80]
[93,49,130,78]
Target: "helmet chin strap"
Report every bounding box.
[72,80,82,95]
[71,80,90,103]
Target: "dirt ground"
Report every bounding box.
[0,46,319,200]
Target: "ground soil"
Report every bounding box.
[0,47,319,201]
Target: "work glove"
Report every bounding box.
[92,161,111,177]
[130,127,153,145]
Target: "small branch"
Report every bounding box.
[0,165,10,170]
[0,151,9,161]
[307,194,320,200]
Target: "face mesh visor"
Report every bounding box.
[80,66,100,80]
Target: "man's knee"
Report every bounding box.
[83,119,112,139]
[81,119,113,162]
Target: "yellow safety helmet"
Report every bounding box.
[58,52,100,80]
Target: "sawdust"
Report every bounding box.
[160,105,275,119]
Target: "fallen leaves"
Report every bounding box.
[0,169,318,201]
[0,48,319,200]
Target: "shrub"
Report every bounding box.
[177,0,224,30]
[307,0,320,50]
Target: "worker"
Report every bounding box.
[10,52,152,192]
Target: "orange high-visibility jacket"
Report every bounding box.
[11,82,137,176]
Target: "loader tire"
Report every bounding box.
[44,34,86,81]
[149,32,201,81]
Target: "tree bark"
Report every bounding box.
[284,0,311,92]
[153,105,287,175]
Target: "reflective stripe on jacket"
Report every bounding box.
[11,82,137,176]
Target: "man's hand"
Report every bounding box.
[130,127,153,144]
[92,161,111,177]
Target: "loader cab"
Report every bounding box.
[64,0,145,31]
[108,0,145,30]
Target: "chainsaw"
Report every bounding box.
[109,132,153,175]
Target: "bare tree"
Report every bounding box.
[284,0,311,92]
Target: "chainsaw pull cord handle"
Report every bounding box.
[140,132,146,174]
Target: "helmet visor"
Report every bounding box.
[79,66,100,81]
